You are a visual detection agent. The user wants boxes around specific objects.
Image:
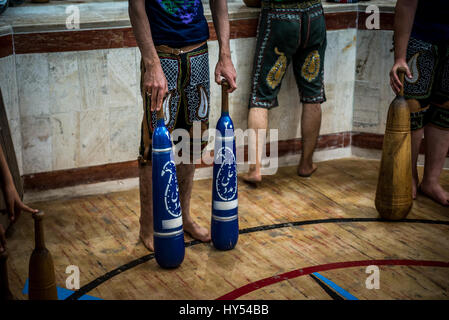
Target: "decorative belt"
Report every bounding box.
[155,41,207,55]
[262,0,321,9]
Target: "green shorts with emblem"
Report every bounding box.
[249,0,327,109]
[404,37,449,131]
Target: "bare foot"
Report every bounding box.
[419,181,449,206]
[139,228,154,252]
[183,220,211,242]
[297,163,317,178]
[241,171,262,186]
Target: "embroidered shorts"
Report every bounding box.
[248,0,327,109]
[139,43,210,161]
[404,37,449,131]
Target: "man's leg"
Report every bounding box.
[242,107,268,183]
[408,99,429,199]
[292,2,326,177]
[420,125,449,206]
[176,163,211,241]
[410,128,424,199]
[297,103,321,177]
[243,6,300,184]
[139,160,154,251]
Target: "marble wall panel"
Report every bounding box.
[354,30,395,134]
[0,55,20,121]
[16,54,50,118]
[78,50,108,110]
[0,54,23,173]
[48,51,81,114]
[79,109,110,167]
[21,116,52,174]
[353,80,382,130]
[107,48,138,109]
[109,106,139,163]
[51,112,80,171]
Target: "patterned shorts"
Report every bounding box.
[404,37,449,130]
[139,43,210,161]
[249,0,327,109]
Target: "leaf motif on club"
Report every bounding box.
[161,160,181,218]
[215,146,237,201]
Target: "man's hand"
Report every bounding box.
[390,0,418,94]
[143,61,168,112]
[215,55,237,93]
[390,59,412,94]
[3,182,38,223]
[0,223,6,252]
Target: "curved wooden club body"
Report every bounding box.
[28,211,58,300]
[375,68,413,220]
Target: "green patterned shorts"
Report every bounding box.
[249,0,327,109]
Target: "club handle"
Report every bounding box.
[156,93,168,120]
[32,210,46,249]
[156,105,164,120]
[398,67,407,97]
[221,80,229,113]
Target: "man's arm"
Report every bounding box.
[389,0,418,94]
[210,0,237,92]
[0,145,37,224]
[128,0,167,111]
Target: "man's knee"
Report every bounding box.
[249,106,269,116]
[248,107,269,125]
[302,103,322,114]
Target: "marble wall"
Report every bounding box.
[9,28,357,176]
[14,48,142,175]
[0,42,23,174]
[353,29,395,134]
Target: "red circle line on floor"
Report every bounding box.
[216,259,449,300]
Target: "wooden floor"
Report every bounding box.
[6,158,449,300]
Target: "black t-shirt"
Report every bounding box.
[145,0,210,47]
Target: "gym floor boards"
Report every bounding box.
[5,158,449,300]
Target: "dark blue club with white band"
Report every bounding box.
[211,108,239,251]
[152,116,185,268]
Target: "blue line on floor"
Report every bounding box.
[312,272,358,300]
[22,278,102,300]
